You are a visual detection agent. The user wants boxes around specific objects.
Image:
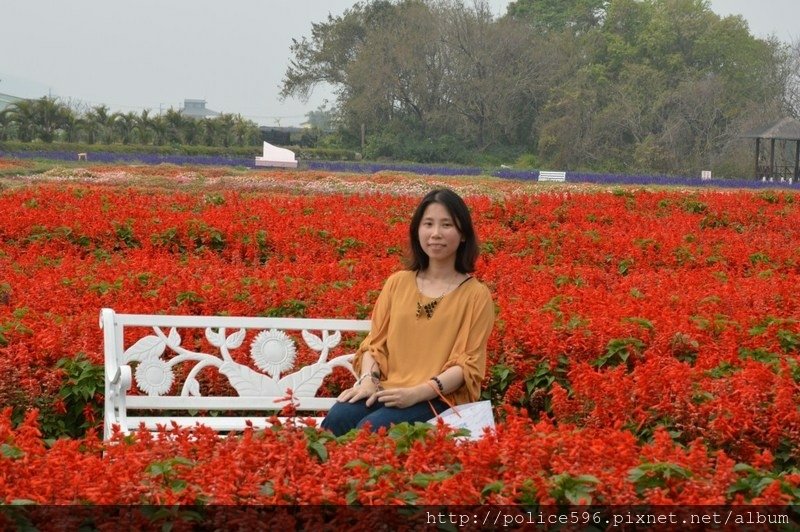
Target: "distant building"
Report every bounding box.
[0,92,24,112]
[179,99,220,119]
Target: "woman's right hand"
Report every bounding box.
[337,378,380,405]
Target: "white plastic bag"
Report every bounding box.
[427,400,495,440]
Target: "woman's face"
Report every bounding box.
[417,202,462,264]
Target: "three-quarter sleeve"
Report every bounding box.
[442,283,495,403]
[351,273,397,378]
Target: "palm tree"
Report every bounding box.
[7,99,38,142]
[0,108,12,141]
[200,118,218,146]
[35,97,72,142]
[61,110,80,143]
[133,109,154,145]
[215,113,235,147]
[84,105,115,144]
[112,111,138,144]
[232,114,261,146]
[149,114,168,146]
[76,115,99,145]
[182,118,201,145]
[163,109,186,144]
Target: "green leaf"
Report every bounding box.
[1,444,24,459]
[260,481,275,497]
[308,441,328,462]
[624,316,654,331]
[481,481,504,497]
[411,470,454,488]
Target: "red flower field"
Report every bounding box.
[1,163,799,510]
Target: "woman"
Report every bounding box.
[321,188,495,436]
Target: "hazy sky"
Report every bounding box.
[1,0,797,126]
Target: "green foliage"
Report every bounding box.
[669,332,699,364]
[113,221,140,248]
[145,457,198,496]
[151,227,184,252]
[727,463,800,501]
[705,361,739,379]
[522,357,570,417]
[0,307,32,348]
[629,462,693,495]
[46,354,105,439]
[175,291,204,307]
[594,337,645,368]
[365,133,472,165]
[262,299,308,318]
[0,140,358,160]
[507,0,606,33]
[549,472,599,504]
[483,363,514,404]
[1,443,25,459]
[187,220,225,253]
[388,422,435,454]
[303,427,335,463]
[514,152,540,168]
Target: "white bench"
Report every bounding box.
[538,170,566,182]
[99,308,369,440]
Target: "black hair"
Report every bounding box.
[406,188,479,273]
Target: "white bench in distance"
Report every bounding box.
[538,170,566,182]
[100,308,369,440]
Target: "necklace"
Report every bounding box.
[416,272,458,320]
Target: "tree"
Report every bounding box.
[200,118,218,147]
[282,0,558,158]
[214,114,236,147]
[232,114,258,146]
[779,36,800,118]
[304,105,337,131]
[535,0,787,174]
[7,97,72,143]
[149,114,168,146]
[0,108,12,141]
[112,112,138,144]
[505,0,607,34]
[281,1,395,103]
[163,109,186,144]
[133,110,154,145]
[440,2,556,149]
[83,105,115,144]
[344,1,447,136]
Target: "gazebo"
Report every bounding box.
[741,117,800,181]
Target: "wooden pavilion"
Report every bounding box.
[741,117,800,181]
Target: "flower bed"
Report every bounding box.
[1,164,799,508]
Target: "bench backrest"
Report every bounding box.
[100,308,370,439]
[538,170,566,182]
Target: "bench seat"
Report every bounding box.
[538,170,566,182]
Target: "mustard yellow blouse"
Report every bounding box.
[353,270,495,405]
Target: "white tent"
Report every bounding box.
[254,141,297,168]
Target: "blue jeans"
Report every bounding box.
[321,397,450,437]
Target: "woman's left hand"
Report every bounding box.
[375,387,423,409]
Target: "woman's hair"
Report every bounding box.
[406,188,479,273]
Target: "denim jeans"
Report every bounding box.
[321,397,450,437]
